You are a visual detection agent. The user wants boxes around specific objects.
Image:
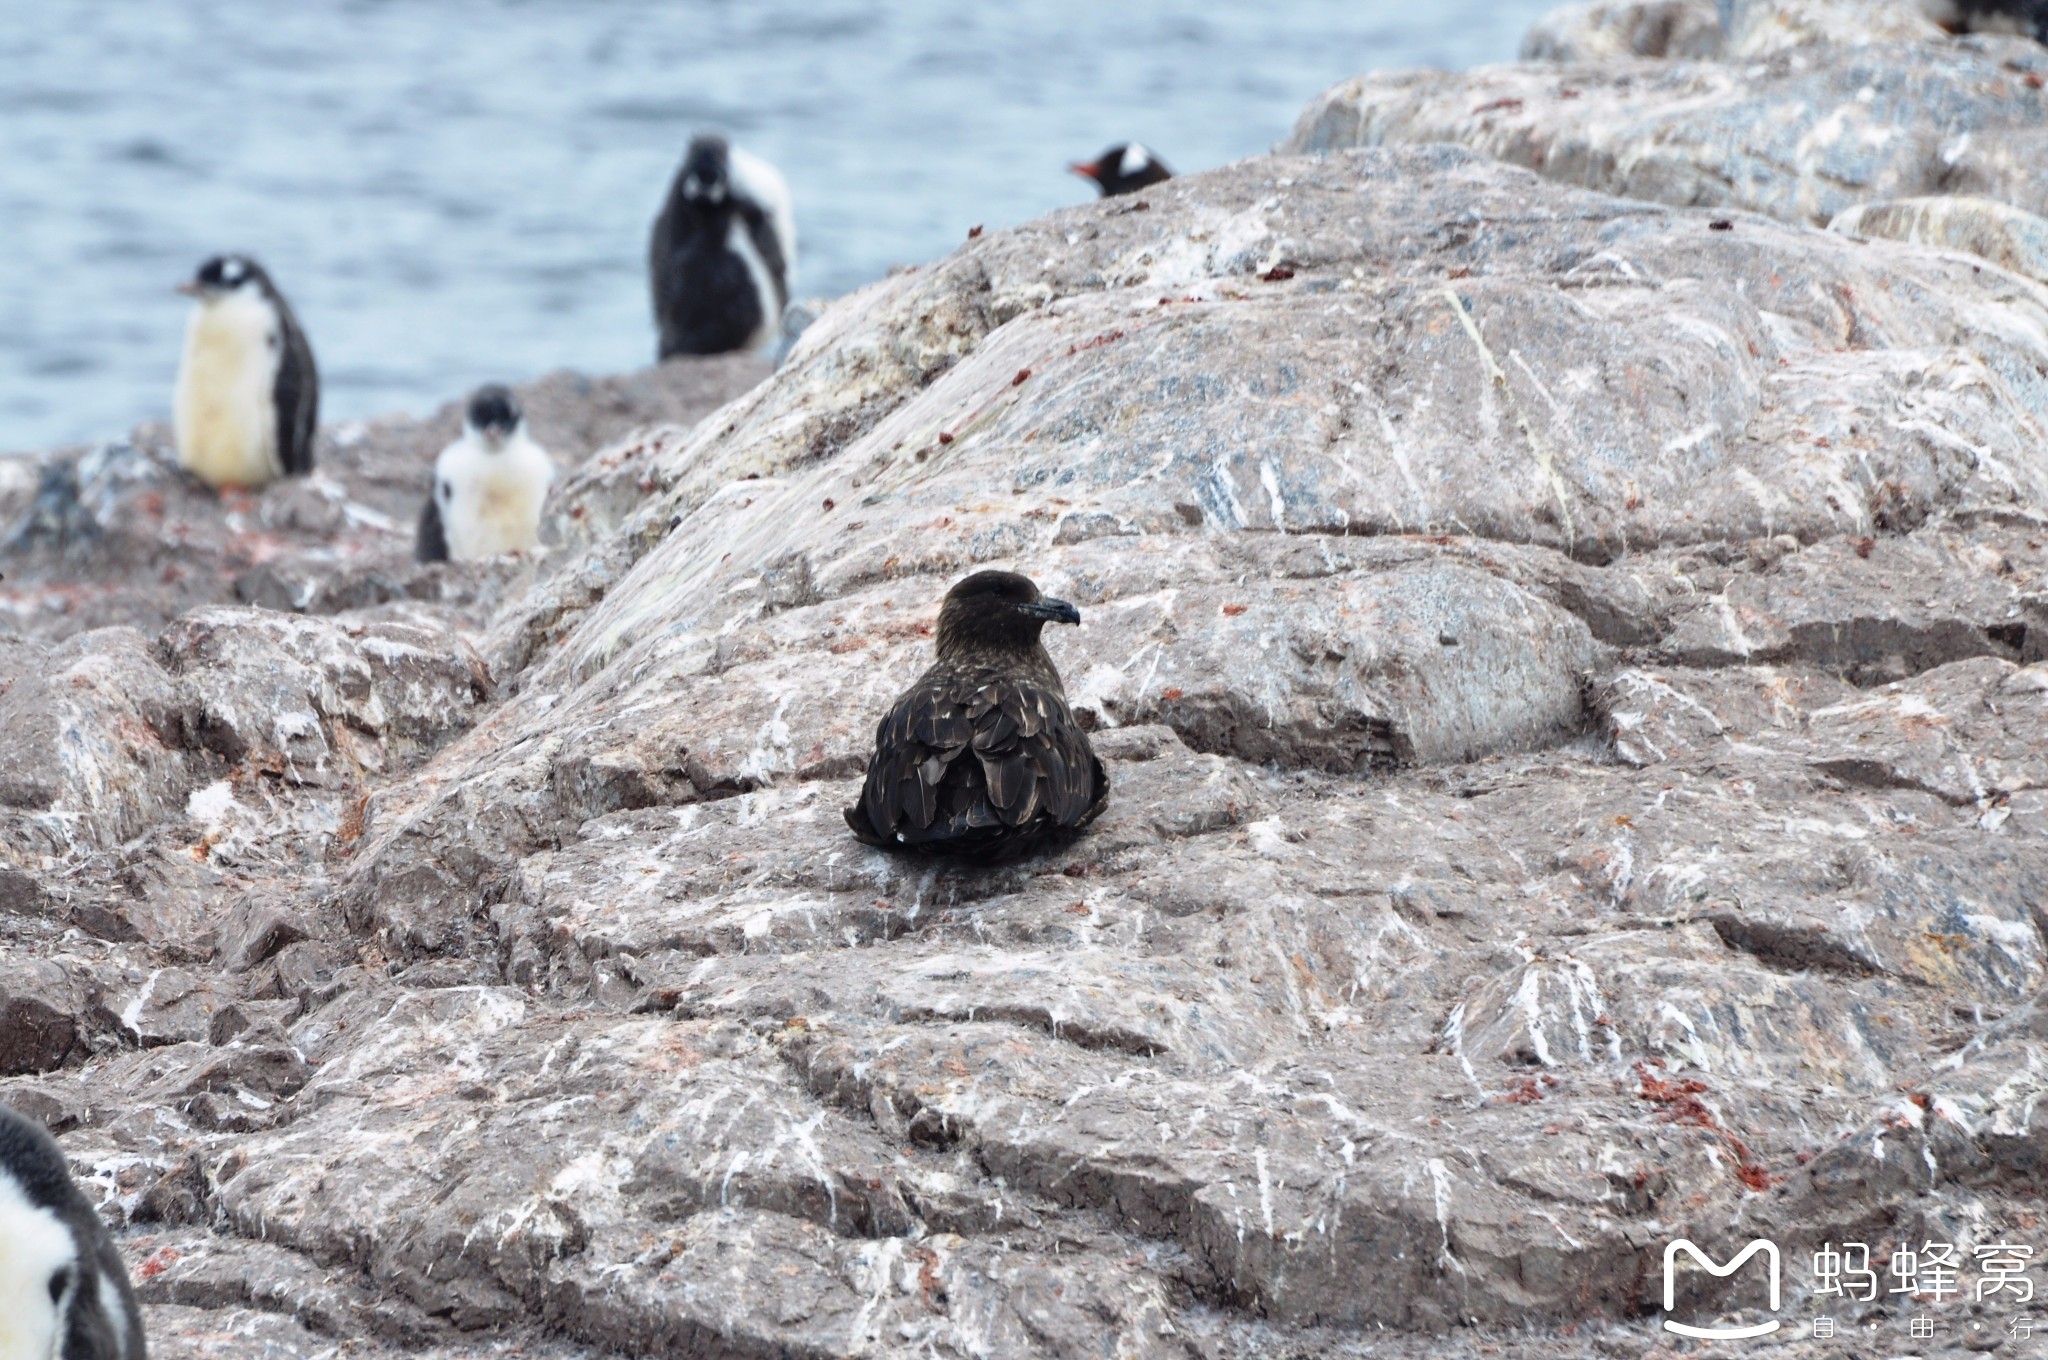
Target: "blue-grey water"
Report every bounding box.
[1,1,1553,454]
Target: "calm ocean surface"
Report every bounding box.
[1,0,1555,453]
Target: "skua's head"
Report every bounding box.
[935,570,1081,657]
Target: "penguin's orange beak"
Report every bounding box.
[1069,160,1102,182]
[175,281,201,296]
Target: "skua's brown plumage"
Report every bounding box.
[846,571,1107,861]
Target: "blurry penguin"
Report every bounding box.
[1925,0,2048,38]
[172,254,318,491]
[649,134,795,358]
[0,1105,146,1360]
[1070,142,1173,197]
[415,384,554,563]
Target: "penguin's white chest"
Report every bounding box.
[439,437,553,560]
[174,292,281,489]
[0,1177,75,1360]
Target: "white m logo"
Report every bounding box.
[1662,1239,1782,1339]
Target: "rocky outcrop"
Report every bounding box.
[1522,0,1726,59]
[5,14,2048,1360]
[1289,2,2048,251]
[0,357,769,644]
[1832,193,2048,285]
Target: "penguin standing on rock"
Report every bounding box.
[846,571,1108,862]
[415,384,554,563]
[649,134,795,358]
[0,1106,147,1360]
[1070,143,1173,197]
[172,254,318,491]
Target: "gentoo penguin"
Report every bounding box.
[415,384,553,563]
[0,1106,146,1360]
[172,254,318,490]
[649,135,796,358]
[846,570,1108,861]
[1925,0,2048,38]
[1069,143,1173,198]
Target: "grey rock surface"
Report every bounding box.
[1719,0,1943,53]
[1287,19,2048,244]
[2,36,2047,1360]
[1833,193,2048,285]
[1521,0,1726,60]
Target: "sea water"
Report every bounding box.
[0,0,1557,452]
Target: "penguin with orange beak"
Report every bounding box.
[1069,143,1172,198]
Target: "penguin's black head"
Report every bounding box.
[677,134,733,205]
[179,253,265,299]
[1069,143,1172,198]
[936,570,1080,658]
[464,384,522,445]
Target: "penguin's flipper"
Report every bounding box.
[415,493,449,563]
[736,199,790,314]
[274,302,319,476]
[730,145,796,293]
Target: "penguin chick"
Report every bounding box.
[846,570,1108,862]
[415,384,554,563]
[1070,142,1173,197]
[649,134,796,358]
[0,1106,146,1360]
[172,254,318,491]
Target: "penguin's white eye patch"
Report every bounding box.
[1119,144,1152,177]
[221,260,245,284]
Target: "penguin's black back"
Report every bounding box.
[415,492,449,563]
[265,282,319,477]
[0,1105,147,1360]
